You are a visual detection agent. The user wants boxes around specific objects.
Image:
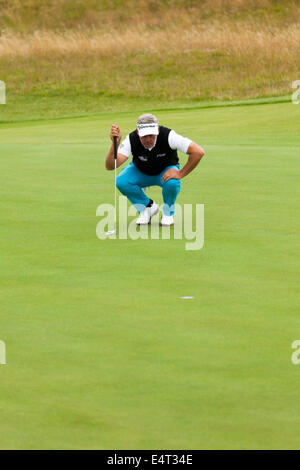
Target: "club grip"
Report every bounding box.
[113,136,117,160]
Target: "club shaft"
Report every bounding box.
[114,158,117,226]
[113,136,117,228]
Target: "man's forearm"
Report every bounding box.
[179,152,204,179]
[105,143,116,170]
[106,124,125,170]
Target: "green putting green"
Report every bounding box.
[0,100,299,449]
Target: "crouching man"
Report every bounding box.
[105,113,205,226]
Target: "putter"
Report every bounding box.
[106,136,117,236]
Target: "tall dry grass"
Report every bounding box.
[0,23,299,63]
[0,5,299,108]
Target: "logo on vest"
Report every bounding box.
[156,153,166,158]
[138,156,148,162]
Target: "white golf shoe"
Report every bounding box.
[136,202,159,225]
[160,214,174,226]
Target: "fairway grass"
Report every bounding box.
[0,101,300,449]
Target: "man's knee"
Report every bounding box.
[116,175,128,193]
[164,178,181,192]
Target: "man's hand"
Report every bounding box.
[105,124,128,170]
[162,168,181,182]
[110,124,122,146]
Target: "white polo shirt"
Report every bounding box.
[118,130,192,157]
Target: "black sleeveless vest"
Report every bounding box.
[130,126,179,176]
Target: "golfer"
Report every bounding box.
[105,114,205,226]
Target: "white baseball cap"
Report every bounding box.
[137,122,159,137]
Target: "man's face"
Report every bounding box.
[138,133,157,149]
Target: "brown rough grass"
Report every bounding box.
[0,6,299,110]
[0,23,299,63]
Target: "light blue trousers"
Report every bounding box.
[116,162,181,216]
